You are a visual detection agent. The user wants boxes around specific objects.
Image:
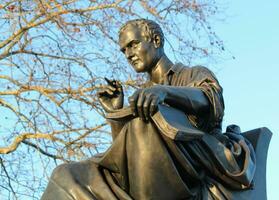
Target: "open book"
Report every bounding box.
[106,104,204,141]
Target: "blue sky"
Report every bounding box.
[211,1,278,199]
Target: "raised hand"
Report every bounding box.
[98,78,124,113]
[128,85,167,121]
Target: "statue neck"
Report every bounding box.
[149,54,173,84]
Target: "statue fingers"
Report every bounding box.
[104,78,123,95]
[97,88,107,97]
[102,83,120,96]
[115,80,123,91]
[136,90,146,120]
[104,77,117,87]
[98,88,114,97]
[98,94,113,112]
[143,93,152,121]
[102,84,117,91]
[128,89,141,116]
[149,97,159,117]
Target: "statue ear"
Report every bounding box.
[153,35,161,48]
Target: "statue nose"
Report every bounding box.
[125,48,134,59]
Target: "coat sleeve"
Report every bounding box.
[186,66,224,133]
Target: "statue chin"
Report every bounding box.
[132,63,145,72]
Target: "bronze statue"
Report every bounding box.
[41,19,271,200]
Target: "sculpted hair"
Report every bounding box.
[119,19,165,48]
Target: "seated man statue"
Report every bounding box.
[41,19,256,200]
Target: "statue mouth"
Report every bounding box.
[132,61,138,66]
[130,58,139,66]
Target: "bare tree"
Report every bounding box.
[0,0,225,199]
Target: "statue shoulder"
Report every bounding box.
[172,63,213,76]
[189,65,219,81]
[191,65,213,73]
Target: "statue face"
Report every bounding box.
[119,25,160,73]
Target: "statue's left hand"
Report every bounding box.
[128,85,167,121]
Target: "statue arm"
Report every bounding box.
[128,66,223,131]
[163,86,210,117]
[128,85,210,122]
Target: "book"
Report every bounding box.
[106,104,204,141]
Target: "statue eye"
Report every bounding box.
[131,41,140,48]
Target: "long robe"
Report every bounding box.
[41,64,256,200]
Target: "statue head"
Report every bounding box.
[119,19,165,73]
